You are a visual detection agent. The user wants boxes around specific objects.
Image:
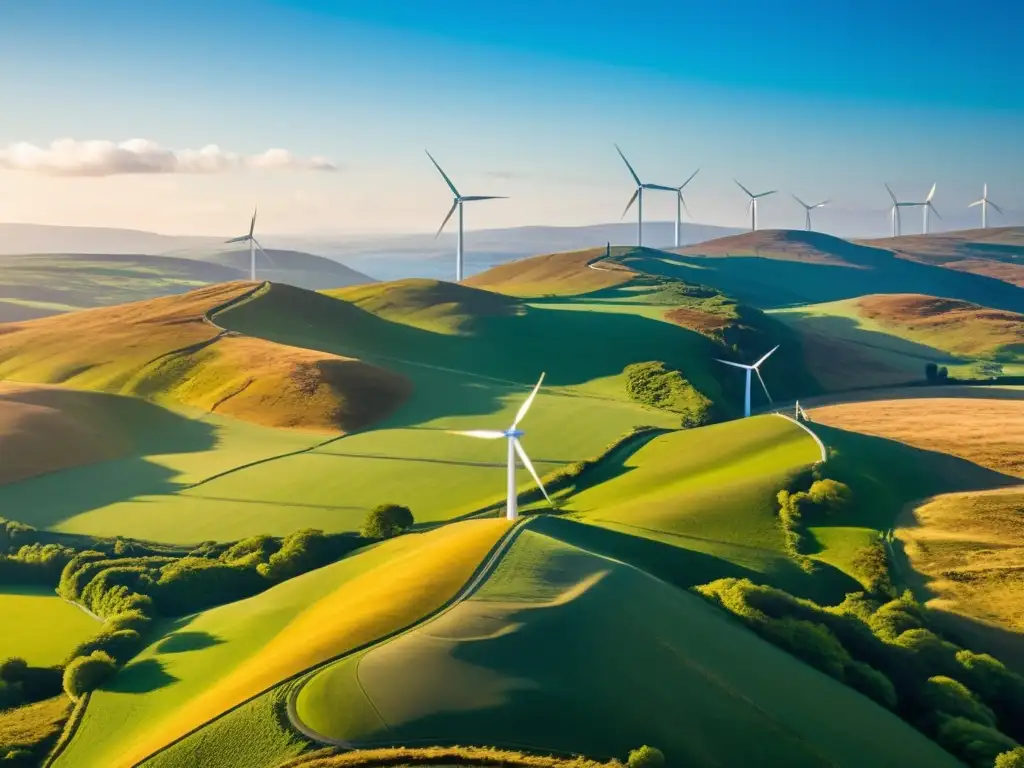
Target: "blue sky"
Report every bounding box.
[0,0,1021,235]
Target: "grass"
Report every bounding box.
[463,246,636,297]
[808,395,1024,478]
[896,487,1024,637]
[295,523,963,768]
[0,281,410,434]
[54,518,509,768]
[0,695,72,757]
[278,746,624,767]
[0,587,100,666]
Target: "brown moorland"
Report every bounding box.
[672,229,884,267]
[464,247,634,297]
[0,282,411,434]
[855,293,1024,358]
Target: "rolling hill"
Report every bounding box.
[191,247,374,291]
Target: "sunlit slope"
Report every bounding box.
[666,229,1024,312]
[463,246,637,297]
[296,524,962,768]
[0,282,411,433]
[0,587,100,665]
[55,519,509,768]
[556,415,842,597]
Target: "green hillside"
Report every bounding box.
[0,587,100,666]
[295,522,963,768]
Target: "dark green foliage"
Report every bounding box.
[995,748,1024,768]
[257,529,336,581]
[868,592,927,641]
[221,535,281,567]
[936,717,1019,768]
[626,745,665,768]
[104,609,152,635]
[62,651,116,700]
[0,519,37,555]
[956,651,1024,741]
[924,676,997,727]
[1,749,34,767]
[154,558,266,614]
[846,661,898,709]
[775,474,852,570]
[0,542,77,585]
[360,505,414,540]
[65,629,143,667]
[0,659,27,684]
[852,540,895,598]
[623,362,713,427]
[926,362,939,381]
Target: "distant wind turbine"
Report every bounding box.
[919,183,940,234]
[969,184,1003,229]
[450,373,550,521]
[672,168,700,248]
[792,195,829,231]
[716,346,779,418]
[426,150,506,283]
[884,184,914,237]
[225,207,273,281]
[734,180,776,231]
[616,144,675,247]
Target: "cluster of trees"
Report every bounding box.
[697,579,1024,767]
[623,362,714,428]
[360,505,414,539]
[925,362,951,383]
[775,464,853,573]
[0,658,63,711]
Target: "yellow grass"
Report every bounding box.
[0,282,410,433]
[897,488,1024,633]
[279,745,621,768]
[115,519,509,768]
[464,248,633,297]
[808,397,1024,478]
[0,695,71,751]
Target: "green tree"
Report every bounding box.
[62,651,117,700]
[360,504,415,539]
[925,362,939,382]
[924,676,996,726]
[627,745,665,768]
[0,657,28,683]
[995,748,1024,768]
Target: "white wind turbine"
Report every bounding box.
[225,207,273,281]
[919,183,940,234]
[884,184,913,237]
[672,168,700,248]
[426,150,506,283]
[616,144,675,247]
[792,195,829,231]
[451,373,550,521]
[715,346,779,418]
[735,180,777,231]
[969,184,1003,229]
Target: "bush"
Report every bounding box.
[995,748,1024,768]
[0,657,28,683]
[360,505,414,540]
[66,629,143,666]
[104,609,153,635]
[623,361,713,425]
[627,745,665,768]
[924,676,997,727]
[846,661,898,709]
[62,651,116,700]
[852,541,895,598]
[936,717,1019,768]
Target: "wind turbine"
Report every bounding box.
[450,373,550,521]
[969,184,1003,229]
[920,183,940,234]
[792,195,829,231]
[735,180,776,231]
[672,168,700,248]
[884,184,913,237]
[616,144,674,247]
[715,346,779,418]
[426,150,506,283]
[225,207,273,281]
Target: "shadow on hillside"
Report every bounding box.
[799,382,1024,409]
[154,630,224,654]
[107,658,178,694]
[0,392,218,531]
[626,250,1024,313]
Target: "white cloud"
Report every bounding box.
[0,139,337,177]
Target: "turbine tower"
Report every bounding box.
[426,150,506,283]
[451,373,551,521]
[969,184,1003,229]
[672,168,700,248]
[735,180,776,231]
[920,183,940,234]
[884,184,914,237]
[715,346,779,418]
[616,144,674,247]
[225,207,272,281]
[792,195,828,231]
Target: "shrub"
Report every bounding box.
[66,629,143,667]
[806,479,852,514]
[360,505,414,540]
[869,593,927,641]
[626,745,665,768]
[764,617,851,680]
[995,748,1024,768]
[846,661,897,709]
[104,609,153,635]
[257,529,335,581]
[852,541,895,598]
[924,676,997,726]
[936,717,1019,768]
[0,657,28,683]
[623,361,713,425]
[62,651,116,700]
[926,362,939,381]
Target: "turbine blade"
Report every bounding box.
[885,183,898,204]
[460,195,508,201]
[249,207,257,237]
[734,179,754,198]
[512,372,545,429]
[225,235,250,244]
[614,144,642,186]
[968,200,983,208]
[450,430,506,439]
[715,359,751,370]
[792,194,809,209]
[435,201,459,239]
[929,202,942,220]
[756,190,778,198]
[926,182,937,202]
[514,439,551,504]
[644,184,676,192]
[754,367,772,404]
[621,188,640,220]
[253,238,277,267]
[989,201,1004,214]
[815,200,829,208]
[754,345,780,368]
[425,150,460,197]
[679,192,692,219]
[678,167,700,190]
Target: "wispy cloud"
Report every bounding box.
[0,139,337,177]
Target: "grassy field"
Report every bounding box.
[296,523,963,768]
[0,587,100,666]
[55,519,508,768]
[463,246,636,297]
[0,695,72,759]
